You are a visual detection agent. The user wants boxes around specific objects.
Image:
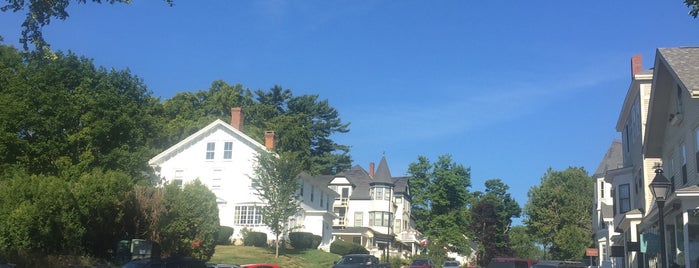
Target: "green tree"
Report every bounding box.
[159,180,219,261]
[0,44,164,179]
[509,225,543,259]
[251,150,303,258]
[0,173,84,254]
[161,80,254,146]
[72,169,133,258]
[523,167,593,260]
[249,86,351,174]
[685,0,699,18]
[0,0,173,51]
[163,83,351,175]
[407,155,472,259]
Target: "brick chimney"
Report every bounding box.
[369,162,375,178]
[230,107,244,131]
[264,131,275,150]
[631,54,642,78]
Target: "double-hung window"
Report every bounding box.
[206,142,215,160]
[223,142,233,160]
[618,184,631,213]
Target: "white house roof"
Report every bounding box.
[148,119,267,166]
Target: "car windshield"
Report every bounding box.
[445,261,460,266]
[413,259,428,265]
[337,256,368,264]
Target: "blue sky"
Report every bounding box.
[1,1,698,218]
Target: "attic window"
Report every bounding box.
[206,142,215,160]
[223,142,233,159]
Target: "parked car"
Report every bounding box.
[207,264,241,268]
[442,260,460,268]
[409,258,435,268]
[240,264,280,268]
[0,260,16,268]
[332,254,389,268]
[486,258,537,268]
[122,256,207,268]
[531,261,585,268]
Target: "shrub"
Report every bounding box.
[216,226,234,245]
[244,232,267,247]
[289,232,322,249]
[330,239,368,255]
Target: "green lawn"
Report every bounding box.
[209,245,341,268]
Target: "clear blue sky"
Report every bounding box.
[1,1,698,217]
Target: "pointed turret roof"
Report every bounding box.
[372,155,394,185]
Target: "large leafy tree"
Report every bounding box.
[407,155,472,259]
[159,180,219,261]
[0,44,164,179]
[251,150,303,258]
[524,167,593,260]
[0,0,173,51]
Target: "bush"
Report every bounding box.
[330,240,368,255]
[216,226,234,245]
[244,232,267,247]
[289,232,322,250]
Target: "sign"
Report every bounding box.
[586,248,599,257]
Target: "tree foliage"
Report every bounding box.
[685,0,699,18]
[0,44,164,179]
[159,180,219,261]
[0,0,173,51]
[251,150,303,257]
[163,83,351,175]
[470,179,521,264]
[523,167,593,260]
[0,169,133,259]
[508,225,543,260]
[407,155,471,258]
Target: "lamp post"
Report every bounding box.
[649,167,672,268]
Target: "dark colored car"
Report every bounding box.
[240,264,280,268]
[409,258,435,268]
[486,258,537,268]
[531,261,585,268]
[442,260,460,268]
[332,254,387,268]
[122,256,207,268]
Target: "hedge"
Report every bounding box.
[243,231,268,247]
[216,226,234,245]
[289,232,322,249]
[330,239,368,255]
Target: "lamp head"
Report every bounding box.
[649,168,672,202]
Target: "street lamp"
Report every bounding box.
[649,167,672,268]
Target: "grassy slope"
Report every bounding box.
[209,245,341,268]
